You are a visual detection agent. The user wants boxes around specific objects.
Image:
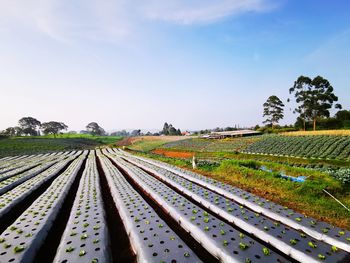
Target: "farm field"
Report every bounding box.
[0,149,349,263]
[0,134,122,157]
[119,135,188,152]
[160,137,259,153]
[243,135,350,160]
[156,134,350,161]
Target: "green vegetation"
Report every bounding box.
[127,139,170,152]
[244,135,350,160]
[289,75,342,131]
[0,134,122,157]
[162,137,259,152]
[263,95,285,129]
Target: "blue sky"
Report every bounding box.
[1,0,349,132]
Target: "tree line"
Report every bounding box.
[1,117,107,137]
[262,75,348,131]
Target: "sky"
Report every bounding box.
[0,0,349,132]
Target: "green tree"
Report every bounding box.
[86,122,105,136]
[289,76,342,131]
[18,117,41,136]
[1,127,17,136]
[263,95,284,129]
[41,121,68,137]
[162,122,169,135]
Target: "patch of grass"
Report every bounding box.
[127,140,169,152]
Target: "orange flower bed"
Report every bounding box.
[152,149,194,159]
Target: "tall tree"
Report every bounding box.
[289,76,342,131]
[263,95,284,129]
[162,122,169,135]
[41,121,68,137]
[86,122,105,136]
[18,117,41,136]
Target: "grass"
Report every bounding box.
[0,134,122,157]
[125,136,188,152]
[281,130,350,136]
[127,139,170,152]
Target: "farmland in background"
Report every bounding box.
[0,134,122,157]
[160,137,259,152]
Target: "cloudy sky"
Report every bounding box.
[1,0,349,132]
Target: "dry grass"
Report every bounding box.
[281,130,350,136]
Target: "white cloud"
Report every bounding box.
[143,0,275,25]
[0,0,276,42]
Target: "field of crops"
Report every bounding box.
[0,149,349,263]
[162,138,259,153]
[243,135,350,160]
[0,135,122,158]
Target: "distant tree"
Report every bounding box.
[263,95,284,129]
[80,130,89,134]
[110,130,129,136]
[335,110,350,128]
[131,129,141,136]
[335,110,350,122]
[289,76,342,131]
[1,127,17,136]
[18,117,41,136]
[161,122,181,135]
[86,122,105,136]
[68,131,77,134]
[162,123,170,135]
[41,121,68,137]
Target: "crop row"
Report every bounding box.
[53,151,110,263]
[243,135,350,160]
[0,151,75,195]
[98,149,200,263]
[103,149,289,263]
[162,138,257,153]
[0,152,71,183]
[115,149,350,259]
[0,151,87,262]
[118,152,349,262]
[1,148,349,263]
[0,151,81,222]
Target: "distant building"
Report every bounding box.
[181,131,191,136]
[202,130,261,139]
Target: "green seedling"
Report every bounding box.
[262,247,270,256]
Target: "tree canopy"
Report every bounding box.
[41,121,68,137]
[18,117,41,136]
[86,122,105,136]
[263,95,284,129]
[161,122,181,135]
[289,75,341,130]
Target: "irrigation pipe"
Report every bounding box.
[323,189,350,212]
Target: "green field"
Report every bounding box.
[244,135,350,160]
[161,137,259,152]
[0,134,122,157]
